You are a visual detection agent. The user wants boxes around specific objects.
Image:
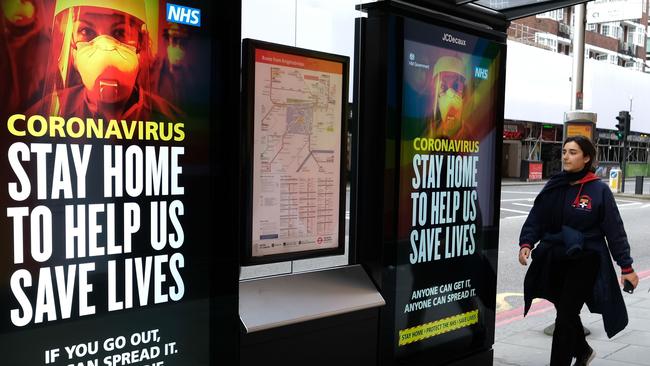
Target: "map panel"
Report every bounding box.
[251,49,343,258]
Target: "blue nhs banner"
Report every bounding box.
[474,66,488,80]
[166,3,201,27]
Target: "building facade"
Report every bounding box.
[503,0,650,179]
[509,0,647,71]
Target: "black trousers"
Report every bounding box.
[549,250,600,366]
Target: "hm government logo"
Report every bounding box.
[442,33,467,46]
[166,3,201,27]
[407,51,430,70]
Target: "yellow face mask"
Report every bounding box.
[439,87,463,119]
[74,35,139,103]
[435,70,465,137]
[437,88,463,136]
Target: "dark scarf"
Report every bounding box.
[535,167,592,232]
[540,166,592,194]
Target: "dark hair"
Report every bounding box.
[563,135,597,170]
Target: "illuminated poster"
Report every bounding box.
[566,124,593,139]
[244,40,347,263]
[395,19,503,359]
[528,162,543,181]
[0,1,219,364]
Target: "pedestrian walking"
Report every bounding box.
[517,135,639,366]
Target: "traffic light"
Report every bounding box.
[615,111,630,140]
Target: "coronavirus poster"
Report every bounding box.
[395,18,503,360]
[0,1,227,364]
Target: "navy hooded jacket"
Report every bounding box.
[519,171,634,338]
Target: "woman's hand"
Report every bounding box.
[621,272,639,290]
[518,247,531,266]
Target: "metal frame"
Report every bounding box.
[354,2,508,362]
[388,0,593,23]
[597,133,650,164]
[241,38,349,265]
[498,0,590,20]
[366,0,509,31]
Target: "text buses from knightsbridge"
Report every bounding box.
[7,114,185,141]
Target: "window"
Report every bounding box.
[536,9,563,21]
[609,54,618,64]
[535,32,558,50]
[586,23,597,32]
[624,60,643,71]
[636,27,645,46]
[559,23,572,36]
[600,22,622,39]
[625,26,645,47]
[486,0,508,9]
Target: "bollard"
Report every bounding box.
[636,176,644,195]
[609,168,622,193]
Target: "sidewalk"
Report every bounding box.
[494,272,650,366]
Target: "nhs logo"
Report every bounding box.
[166,3,201,27]
[474,66,488,80]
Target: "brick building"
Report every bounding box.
[508,0,648,71]
[498,1,650,179]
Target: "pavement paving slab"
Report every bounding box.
[493,278,650,366]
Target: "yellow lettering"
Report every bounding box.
[27,115,47,137]
[48,116,66,137]
[7,114,26,136]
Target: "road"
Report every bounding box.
[496,181,650,314]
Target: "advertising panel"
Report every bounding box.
[520,160,543,182]
[396,18,503,359]
[528,162,543,181]
[0,1,222,364]
[566,124,593,139]
[242,39,348,264]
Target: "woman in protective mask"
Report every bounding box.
[428,55,468,139]
[31,0,181,121]
[150,21,198,113]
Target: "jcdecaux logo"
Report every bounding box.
[166,3,201,27]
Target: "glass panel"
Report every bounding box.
[536,9,563,20]
[475,0,558,11]
[240,0,365,279]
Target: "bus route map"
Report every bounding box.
[251,48,343,258]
